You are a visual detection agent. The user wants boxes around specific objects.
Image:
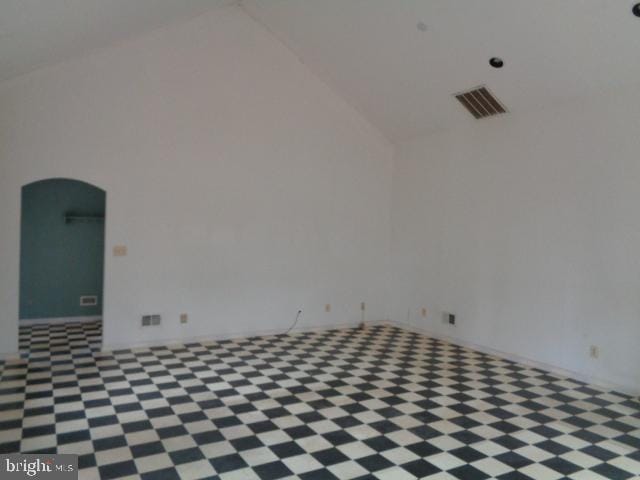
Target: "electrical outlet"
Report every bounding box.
[421,307,427,318]
[447,313,456,325]
[141,316,151,327]
[590,345,599,359]
[180,313,188,324]
[325,304,331,313]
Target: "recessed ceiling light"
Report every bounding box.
[633,3,640,17]
[489,57,504,69]
[416,21,427,32]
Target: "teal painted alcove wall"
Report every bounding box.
[20,179,106,320]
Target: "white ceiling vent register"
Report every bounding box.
[454,86,507,119]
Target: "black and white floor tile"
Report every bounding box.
[0,320,638,479]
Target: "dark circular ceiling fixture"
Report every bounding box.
[489,57,504,69]
[633,3,640,17]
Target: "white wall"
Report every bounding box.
[2,2,637,396]
[391,87,640,394]
[0,6,393,353]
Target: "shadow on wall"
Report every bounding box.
[19,179,106,321]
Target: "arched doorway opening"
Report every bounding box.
[19,178,106,354]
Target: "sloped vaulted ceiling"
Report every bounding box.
[0,0,234,83]
[242,0,640,142]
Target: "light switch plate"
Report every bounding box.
[113,245,127,257]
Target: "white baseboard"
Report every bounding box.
[11,315,638,398]
[378,319,639,398]
[0,352,20,362]
[20,316,102,326]
[101,320,367,352]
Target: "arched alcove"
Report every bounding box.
[19,178,106,350]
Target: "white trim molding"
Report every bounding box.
[101,320,368,353]
[0,352,20,362]
[373,320,640,398]
[20,316,102,326]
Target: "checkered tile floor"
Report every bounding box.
[1,321,639,480]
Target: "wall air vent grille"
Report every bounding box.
[80,295,98,306]
[454,86,507,119]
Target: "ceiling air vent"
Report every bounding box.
[454,86,507,119]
